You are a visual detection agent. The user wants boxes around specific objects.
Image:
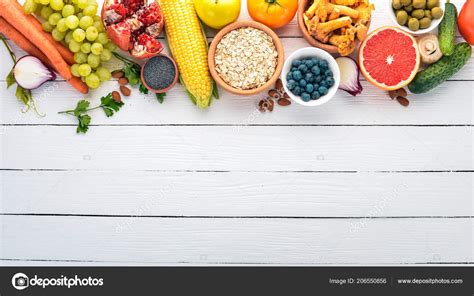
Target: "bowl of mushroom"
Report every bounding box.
[298,0,374,56]
[208,21,285,96]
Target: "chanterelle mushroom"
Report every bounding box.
[309,16,353,43]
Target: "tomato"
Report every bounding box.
[458,0,474,45]
[194,0,241,30]
[247,0,298,29]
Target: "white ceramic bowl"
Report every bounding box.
[282,47,340,107]
[386,0,445,35]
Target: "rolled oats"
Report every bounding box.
[215,27,278,90]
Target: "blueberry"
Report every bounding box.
[298,64,308,73]
[324,69,333,77]
[301,92,311,102]
[293,86,302,96]
[305,60,314,68]
[311,65,320,75]
[311,58,319,64]
[287,79,296,90]
[299,79,307,87]
[326,77,335,87]
[314,75,322,83]
[319,60,329,70]
[293,70,302,81]
[304,73,313,83]
[313,83,320,91]
[292,59,302,67]
[311,91,321,100]
[291,67,298,72]
[305,84,314,93]
[286,72,293,81]
[320,81,328,88]
[318,86,329,96]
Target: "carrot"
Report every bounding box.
[68,77,89,94]
[0,17,88,94]
[0,17,54,69]
[0,0,73,81]
[10,0,75,65]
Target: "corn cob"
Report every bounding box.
[158,0,218,109]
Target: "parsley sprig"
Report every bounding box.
[58,93,124,134]
[112,52,166,104]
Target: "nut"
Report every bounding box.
[396,96,410,107]
[120,85,131,96]
[397,88,408,97]
[278,98,291,106]
[112,71,124,79]
[111,91,122,102]
[118,77,129,85]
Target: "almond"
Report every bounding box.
[112,91,122,102]
[397,88,407,97]
[396,96,409,107]
[112,71,124,79]
[388,90,397,99]
[120,86,131,96]
[118,77,129,85]
[278,98,291,106]
[275,79,283,90]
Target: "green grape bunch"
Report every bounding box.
[23,0,116,89]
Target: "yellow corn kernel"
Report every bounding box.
[159,0,217,109]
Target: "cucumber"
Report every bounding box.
[408,43,472,94]
[438,0,458,56]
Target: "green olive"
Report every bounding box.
[412,0,426,9]
[393,0,403,10]
[419,17,432,28]
[412,9,425,19]
[427,0,439,9]
[401,0,412,6]
[424,10,432,19]
[431,6,443,19]
[405,4,414,12]
[408,17,420,31]
[396,10,409,25]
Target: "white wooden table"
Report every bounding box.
[1,0,473,266]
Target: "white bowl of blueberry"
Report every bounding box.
[282,47,340,107]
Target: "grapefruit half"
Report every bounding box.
[359,27,420,91]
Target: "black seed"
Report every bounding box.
[143,55,176,91]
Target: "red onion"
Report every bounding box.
[13,55,56,90]
[336,57,363,96]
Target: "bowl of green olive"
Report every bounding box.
[387,0,445,35]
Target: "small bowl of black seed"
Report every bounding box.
[141,54,179,93]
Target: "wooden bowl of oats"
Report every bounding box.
[208,21,284,96]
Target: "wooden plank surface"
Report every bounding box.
[2,171,471,217]
[1,216,472,264]
[1,126,471,171]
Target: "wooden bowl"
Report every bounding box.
[208,21,285,96]
[297,0,371,54]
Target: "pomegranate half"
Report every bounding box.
[102,0,164,59]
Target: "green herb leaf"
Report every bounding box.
[139,83,149,94]
[155,93,166,104]
[77,114,91,134]
[15,86,32,105]
[123,64,141,86]
[6,71,15,89]
[100,93,124,117]
[73,100,90,116]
